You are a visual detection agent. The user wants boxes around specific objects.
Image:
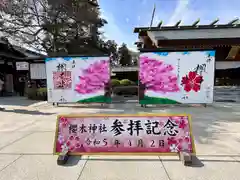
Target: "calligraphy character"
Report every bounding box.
[145,120,161,135]
[93,139,101,146]
[110,119,125,136]
[114,139,120,147]
[163,119,179,136]
[88,124,98,133]
[85,138,92,145]
[127,120,143,136]
[69,124,77,134]
[79,124,87,133]
[72,60,76,68]
[99,124,107,133]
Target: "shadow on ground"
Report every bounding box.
[3,109,55,115]
[0,97,42,106]
[63,156,82,167]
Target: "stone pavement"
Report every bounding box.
[0,97,240,179]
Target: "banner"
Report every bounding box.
[53,114,196,155]
[46,56,111,103]
[139,51,215,104]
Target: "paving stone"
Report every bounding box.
[0,155,88,180]
[0,132,55,154]
[161,156,240,180]
[79,155,169,180]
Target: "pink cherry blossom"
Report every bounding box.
[75,60,110,94]
[177,137,192,151]
[179,119,187,129]
[59,117,69,127]
[139,56,180,93]
[167,137,177,145]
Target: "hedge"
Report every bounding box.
[120,79,133,86]
[27,87,47,101]
[111,79,120,86]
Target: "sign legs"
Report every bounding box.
[57,153,70,165]
[53,103,59,107]
[178,151,195,166]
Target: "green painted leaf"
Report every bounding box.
[77,95,111,103]
[140,95,180,104]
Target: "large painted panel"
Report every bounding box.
[46,56,111,103]
[139,51,215,104]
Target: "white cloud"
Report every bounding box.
[100,10,138,52]
[166,0,240,26]
[100,10,126,45]
[167,0,190,26]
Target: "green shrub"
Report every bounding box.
[26,88,37,100]
[120,79,133,86]
[36,88,47,100]
[37,88,47,95]
[111,79,120,87]
[27,87,47,101]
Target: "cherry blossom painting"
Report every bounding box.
[46,56,111,103]
[139,51,215,104]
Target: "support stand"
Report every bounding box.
[57,151,70,165]
[178,151,194,166]
[141,104,147,108]
[53,103,59,107]
[203,103,207,108]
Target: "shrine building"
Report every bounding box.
[134,18,240,85]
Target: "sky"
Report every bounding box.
[99,0,240,52]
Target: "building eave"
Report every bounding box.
[134,24,240,33]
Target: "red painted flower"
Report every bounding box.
[181,71,203,92]
[59,117,69,127]
[179,119,187,129]
[167,137,177,145]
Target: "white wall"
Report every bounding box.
[148,28,240,40]
[216,61,240,70]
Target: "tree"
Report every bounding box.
[0,0,107,55]
[104,40,118,65]
[118,43,131,66]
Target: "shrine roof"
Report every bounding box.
[134,24,240,33]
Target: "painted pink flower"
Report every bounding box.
[57,134,65,144]
[59,117,69,127]
[179,119,187,129]
[75,136,80,141]
[177,137,192,151]
[169,144,179,152]
[75,143,81,148]
[139,56,180,93]
[75,60,110,94]
[69,146,75,151]
[0,0,7,8]
[167,137,177,145]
